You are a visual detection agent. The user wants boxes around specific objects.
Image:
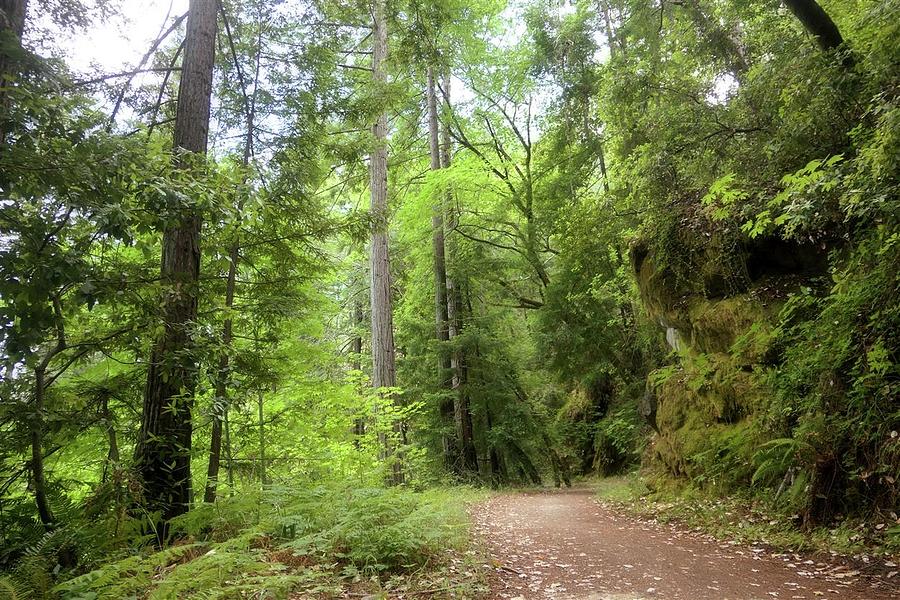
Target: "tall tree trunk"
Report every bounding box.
[224,407,234,490]
[440,74,479,475]
[427,67,456,469]
[32,365,54,526]
[369,0,402,485]
[135,0,217,536]
[783,0,848,58]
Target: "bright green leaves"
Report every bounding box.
[701,154,845,239]
[702,173,748,222]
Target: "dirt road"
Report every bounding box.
[472,488,898,600]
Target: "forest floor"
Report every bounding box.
[472,487,900,600]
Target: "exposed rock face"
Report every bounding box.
[630,222,827,484]
[664,326,682,351]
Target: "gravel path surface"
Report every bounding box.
[473,488,899,600]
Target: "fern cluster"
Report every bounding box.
[7,485,480,599]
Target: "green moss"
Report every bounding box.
[648,349,769,489]
[557,386,591,422]
[686,296,770,354]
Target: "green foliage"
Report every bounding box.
[52,485,482,599]
[593,405,642,476]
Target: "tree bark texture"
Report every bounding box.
[369,0,402,485]
[135,0,217,533]
[32,365,54,526]
[369,0,394,393]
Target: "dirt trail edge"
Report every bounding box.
[472,488,899,600]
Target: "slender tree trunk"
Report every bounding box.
[258,389,267,485]
[427,67,451,377]
[369,0,402,485]
[135,0,217,536]
[29,296,65,527]
[454,282,478,472]
[203,247,235,503]
[427,67,456,469]
[224,407,234,490]
[101,395,120,484]
[204,16,263,503]
[599,0,626,59]
[352,299,366,438]
[440,75,478,475]
[783,0,846,53]
[485,406,503,485]
[32,365,53,526]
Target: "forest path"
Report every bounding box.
[472,488,898,600]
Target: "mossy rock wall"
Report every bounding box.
[631,222,810,488]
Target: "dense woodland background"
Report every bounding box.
[0,0,898,597]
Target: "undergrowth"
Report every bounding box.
[595,474,900,559]
[0,485,491,600]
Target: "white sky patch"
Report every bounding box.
[50,0,189,74]
[708,72,739,105]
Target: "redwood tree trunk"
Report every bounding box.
[135,0,217,535]
[369,0,402,485]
